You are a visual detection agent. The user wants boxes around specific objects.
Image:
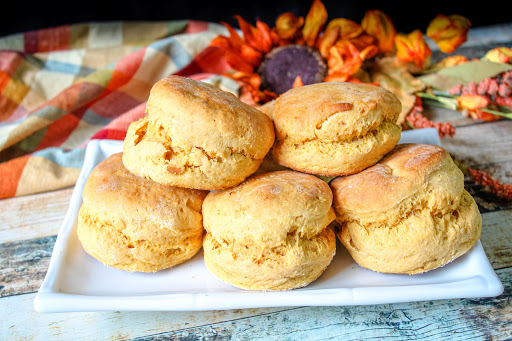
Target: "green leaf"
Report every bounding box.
[418,60,512,91]
[481,109,512,119]
[416,92,458,110]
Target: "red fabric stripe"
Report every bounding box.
[23,31,39,54]
[91,129,127,141]
[34,114,81,151]
[0,155,30,199]
[37,26,71,52]
[185,21,210,34]
[107,47,146,91]
[175,46,230,77]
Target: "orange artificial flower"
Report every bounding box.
[427,14,471,54]
[230,71,277,105]
[458,94,500,121]
[438,55,469,67]
[302,0,328,46]
[292,75,304,88]
[395,30,432,69]
[324,41,363,82]
[361,10,396,53]
[484,47,512,64]
[275,13,304,41]
[234,15,276,54]
[458,94,489,110]
[318,18,364,57]
[350,34,379,60]
[210,25,260,72]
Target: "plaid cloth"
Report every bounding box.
[0,20,241,199]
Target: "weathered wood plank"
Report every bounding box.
[479,210,512,270]
[0,187,73,243]
[439,120,512,212]
[3,267,507,341]
[129,267,512,341]
[0,293,293,341]
[0,236,56,297]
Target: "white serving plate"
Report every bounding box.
[35,128,504,313]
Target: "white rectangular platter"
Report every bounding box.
[35,128,504,312]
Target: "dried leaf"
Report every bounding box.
[371,57,426,123]
[419,60,512,91]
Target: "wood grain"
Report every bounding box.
[0,236,56,297]
[130,268,512,341]
[479,210,512,270]
[3,268,508,341]
[0,187,73,243]
[440,120,512,212]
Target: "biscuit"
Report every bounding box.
[330,144,482,274]
[270,82,402,176]
[123,75,275,190]
[203,170,337,290]
[77,153,208,272]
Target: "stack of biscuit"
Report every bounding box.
[77,75,481,290]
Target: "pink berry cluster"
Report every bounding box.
[405,97,456,138]
[448,70,512,110]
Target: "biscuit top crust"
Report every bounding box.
[203,170,336,244]
[146,76,275,159]
[330,144,464,217]
[83,153,207,230]
[273,82,401,141]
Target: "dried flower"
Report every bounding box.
[302,0,328,46]
[447,70,512,121]
[292,75,304,88]
[275,13,304,42]
[483,47,512,64]
[395,30,432,69]
[361,10,396,53]
[318,18,364,57]
[426,14,471,53]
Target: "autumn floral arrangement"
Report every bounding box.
[208,0,512,201]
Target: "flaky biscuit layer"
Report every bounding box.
[123,76,275,190]
[330,144,482,274]
[203,171,336,290]
[77,153,207,272]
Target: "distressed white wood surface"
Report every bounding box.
[0,187,74,243]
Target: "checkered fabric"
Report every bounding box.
[0,21,239,199]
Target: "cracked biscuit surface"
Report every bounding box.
[330,144,482,274]
[77,153,208,272]
[202,170,336,290]
[270,82,402,176]
[122,76,275,190]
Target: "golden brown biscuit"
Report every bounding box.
[77,153,207,272]
[123,75,275,190]
[330,144,481,274]
[270,82,402,176]
[203,170,337,290]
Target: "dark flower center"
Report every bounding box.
[258,44,327,95]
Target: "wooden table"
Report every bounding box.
[2,25,512,340]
